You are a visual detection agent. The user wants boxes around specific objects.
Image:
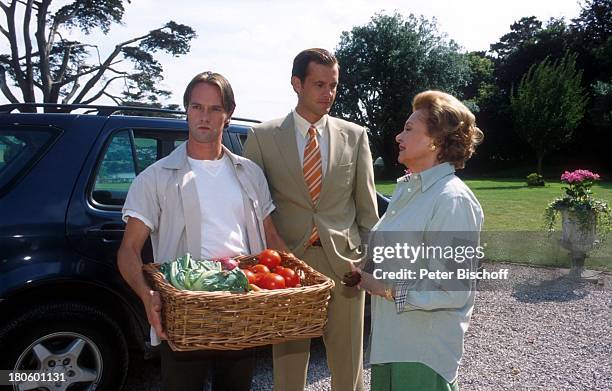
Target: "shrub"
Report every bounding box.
[526,173,545,186]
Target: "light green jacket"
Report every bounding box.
[368,162,483,383]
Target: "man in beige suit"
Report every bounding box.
[244,48,379,391]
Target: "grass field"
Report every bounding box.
[376,178,612,270]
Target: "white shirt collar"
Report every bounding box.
[292,109,327,138]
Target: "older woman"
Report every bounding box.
[353,90,484,390]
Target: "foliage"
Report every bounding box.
[510,52,588,174]
[490,17,571,95]
[525,173,545,186]
[477,17,575,168]
[571,0,611,48]
[332,12,470,177]
[461,51,496,112]
[544,170,611,244]
[480,2,610,171]
[0,0,196,109]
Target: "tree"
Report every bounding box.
[0,0,196,110]
[570,0,612,157]
[490,16,571,95]
[332,12,470,177]
[490,16,543,59]
[462,51,496,111]
[510,53,588,174]
[571,0,611,47]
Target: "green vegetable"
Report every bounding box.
[160,253,248,292]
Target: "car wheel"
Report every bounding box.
[0,302,128,391]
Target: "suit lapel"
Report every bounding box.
[320,116,347,200]
[273,113,311,198]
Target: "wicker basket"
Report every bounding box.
[142,251,334,351]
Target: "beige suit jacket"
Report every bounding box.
[244,113,379,276]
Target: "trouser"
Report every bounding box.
[371,362,459,391]
[159,342,255,391]
[273,246,365,391]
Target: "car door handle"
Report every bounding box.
[86,225,125,240]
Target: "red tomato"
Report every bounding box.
[242,270,257,284]
[272,265,284,274]
[258,249,282,270]
[250,264,270,274]
[259,273,286,290]
[276,267,300,287]
[253,272,266,286]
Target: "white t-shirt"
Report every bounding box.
[188,154,249,258]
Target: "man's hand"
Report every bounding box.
[144,290,168,340]
[349,262,387,297]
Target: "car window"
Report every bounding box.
[238,133,247,148]
[92,129,187,208]
[0,128,58,195]
[134,137,158,172]
[92,130,136,206]
[91,126,242,208]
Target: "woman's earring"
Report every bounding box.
[429,144,437,151]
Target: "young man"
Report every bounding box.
[117,71,286,391]
[244,48,379,391]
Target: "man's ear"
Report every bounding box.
[290,76,302,95]
[224,111,233,128]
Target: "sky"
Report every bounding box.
[0,0,583,120]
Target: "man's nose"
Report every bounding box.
[199,108,211,121]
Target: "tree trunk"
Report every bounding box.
[536,154,544,175]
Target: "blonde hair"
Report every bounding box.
[412,90,484,169]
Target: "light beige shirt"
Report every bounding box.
[368,162,483,383]
[123,142,274,264]
[122,142,275,345]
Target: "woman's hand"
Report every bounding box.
[349,262,387,297]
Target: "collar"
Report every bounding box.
[293,109,327,138]
[402,162,455,192]
[162,141,241,170]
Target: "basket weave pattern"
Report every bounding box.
[142,251,334,351]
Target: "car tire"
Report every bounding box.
[0,302,128,391]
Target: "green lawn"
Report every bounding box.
[376,178,612,270]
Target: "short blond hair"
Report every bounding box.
[412,90,484,169]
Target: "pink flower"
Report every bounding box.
[560,169,601,184]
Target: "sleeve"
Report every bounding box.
[252,163,276,218]
[353,127,379,234]
[121,170,160,233]
[394,195,482,313]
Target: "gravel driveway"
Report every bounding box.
[123,262,611,390]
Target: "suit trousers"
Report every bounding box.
[273,246,365,391]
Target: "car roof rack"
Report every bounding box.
[0,103,260,123]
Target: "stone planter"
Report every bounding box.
[559,209,597,279]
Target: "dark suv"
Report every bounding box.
[0,103,388,390]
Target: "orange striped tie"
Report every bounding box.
[303,125,322,245]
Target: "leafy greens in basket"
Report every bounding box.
[159,253,249,292]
